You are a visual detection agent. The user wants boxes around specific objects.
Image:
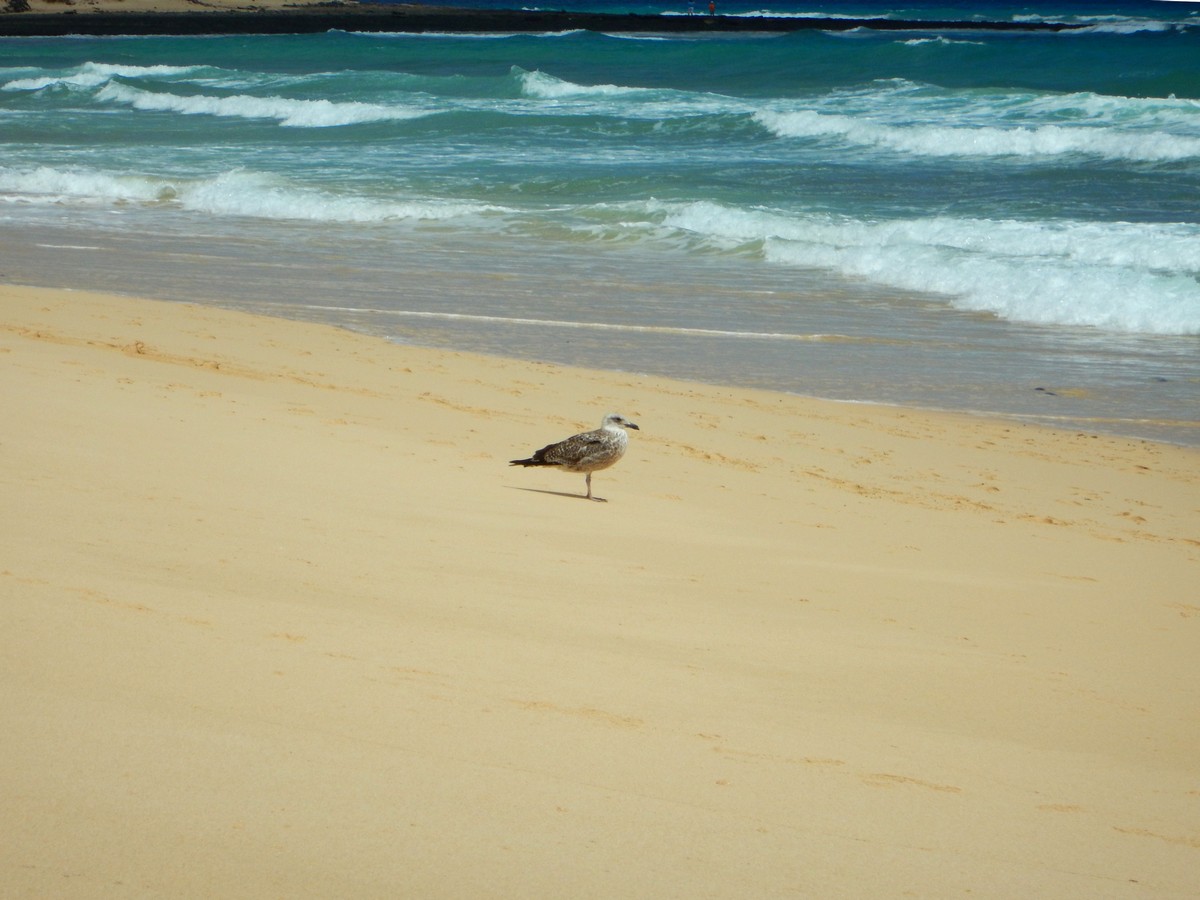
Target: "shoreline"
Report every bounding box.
[0,1,1087,36]
[6,226,1195,449]
[4,282,1198,896]
[5,1,1193,450]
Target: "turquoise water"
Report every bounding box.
[2,2,1198,442]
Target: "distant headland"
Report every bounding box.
[0,0,1084,38]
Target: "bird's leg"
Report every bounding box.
[585,472,607,502]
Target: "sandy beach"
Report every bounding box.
[2,282,1197,896]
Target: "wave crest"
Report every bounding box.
[517,68,651,99]
[755,108,1200,162]
[661,201,1200,335]
[94,82,430,128]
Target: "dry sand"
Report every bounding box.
[2,283,1198,898]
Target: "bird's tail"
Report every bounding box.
[510,447,554,467]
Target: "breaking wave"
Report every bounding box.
[660,200,1200,334]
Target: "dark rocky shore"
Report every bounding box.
[0,3,1083,37]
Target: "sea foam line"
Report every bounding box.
[0,165,505,223]
[301,306,864,342]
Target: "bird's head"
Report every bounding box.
[602,413,640,431]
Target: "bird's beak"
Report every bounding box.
[628,422,640,430]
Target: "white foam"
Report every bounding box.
[512,67,744,123]
[180,171,498,222]
[750,80,1200,163]
[1,60,410,127]
[518,68,652,100]
[3,61,205,92]
[661,201,1200,335]
[344,27,585,39]
[0,165,170,204]
[697,9,880,20]
[0,166,503,224]
[754,107,1200,162]
[1073,21,1180,34]
[94,82,430,128]
[1012,12,1178,29]
[901,36,986,47]
[1020,90,1200,127]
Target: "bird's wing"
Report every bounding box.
[540,431,606,466]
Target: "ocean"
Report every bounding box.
[2,1,1198,444]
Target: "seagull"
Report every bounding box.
[510,412,640,502]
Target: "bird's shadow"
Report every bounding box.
[506,486,607,502]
